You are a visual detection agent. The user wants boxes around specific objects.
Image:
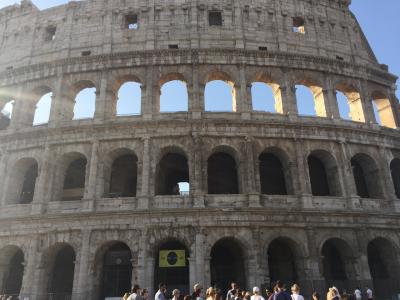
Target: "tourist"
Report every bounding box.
[141,289,149,300]
[185,296,193,300]
[312,292,320,300]
[235,290,243,300]
[272,281,291,300]
[290,284,303,300]
[227,283,238,300]
[123,293,130,300]
[128,285,141,300]
[192,284,204,300]
[354,288,361,300]
[206,287,217,300]
[172,289,181,300]
[331,288,340,300]
[155,283,167,300]
[265,290,272,300]
[366,288,373,300]
[251,287,265,300]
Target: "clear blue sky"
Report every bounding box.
[0,0,399,123]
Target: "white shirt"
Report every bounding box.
[128,293,137,300]
[291,294,304,300]
[156,290,166,300]
[354,290,362,300]
[366,289,373,299]
[251,295,265,300]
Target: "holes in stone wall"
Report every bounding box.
[205,80,236,112]
[0,100,14,130]
[371,91,396,128]
[390,159,400,199]
[33,91,52,126]
[73,86,96,120]
[209,11,222,26]
[109,154,138,197]
[125,14,138,30]
[251,82,279,113]
[116,82,141,116]
[292,17,305,34]
[44,25,56,42]
[207,152,238,194]
[160,80,188,113]
[259,153,287,195]
[62,157,87,201]
[336,84,365,123]
[351,154,383,199]
[156,153,189,196]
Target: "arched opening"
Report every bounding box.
[205,77,236,112]
[62,157,87,201]
[156,152,189,196]
[251,82,280,113]
[336,91,352,121]
[371,91,396,128]
[73,83,96,120]
[0,246,24,296]
[295,82,326,117]
[48,245,76,299]
[351,154,383,199]
[109,154,138,197]
[0,100,14,130]
[308,151,341,197]
[101,242,132,299]
[154,240,189,296]
[33,91,52,126]
[390,159,400,199]
[367,238,400,299]
[336,84,365,123]
[321,238,355,292]
[160,80,188,113]
[207,152,238,194]
[116,81,141,116]
[6,158,38,205]
[259,153,287,195]
[210,238,246,294]
[268,238,298,286]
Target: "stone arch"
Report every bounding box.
[113,76,142,117]
[210,237,247,293]
[53,152,88,201]
[93,241,133,300]
[159,73,189,113]
[155,146,190,196]
[105,148,139,198]
[71,80,97,120]
[5,157,38,205]
[267,237,303,287]
[295,77,326,117]
[37,243,76,300]
[351,153,383,199]
[207,145,240,194]
[307,150,342,197]
[320,238,357,291]
[0,245,25,296]
[259,147,293,195]
[390,158,400,199]
[371,91,397,128]
[336,83,365,123]
[153,238,190,295]
[367,237,400,299]
[250,74,283,114]
[204,70,237,112]
[0,99,15,130]
[30,85,53,126]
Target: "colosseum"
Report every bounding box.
[0,0,399,299]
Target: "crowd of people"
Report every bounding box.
[123,282,375,300]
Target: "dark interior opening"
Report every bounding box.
[109,154,138,197]
[62,158,87,201]
[390,159,400,199]
[3,249,24,296]
[156,153,189,196]
[19,163,38,204]
[259,153,287,195]
[268,239,298,286]
[308,155,330,196]
[49,246,75,298]
[208,152,238,194]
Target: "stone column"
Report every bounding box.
[192,134,205,208]
[378,146,397,209]
[194,232,206,286]
[10,86,35,130]
[138,137,151,209]
[19,238,40,300]
[338,141,362,209]
[83,140,99,211]
[48,75,67,127]
[190,65,203,119]
[295,140,312,208]
[355,230,373,289]
[31,145,52,215]
[142,66,154,120]
[244,137,260,207]
[73,230,92,300]
[305,228,325,294]
[0,152,8,209]
[280,83,298,117]
[145,258,155,295]
[323,89,341,119]
[359,81,377,125]
[239,65,251,120]
[137,230,148,289]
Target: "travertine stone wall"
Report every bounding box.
[0,1,400,300]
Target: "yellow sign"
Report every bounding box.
[159,250,186,267]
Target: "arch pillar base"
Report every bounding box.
[137,196,150,209]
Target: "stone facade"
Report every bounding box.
[0,0,400,300]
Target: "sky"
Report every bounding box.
[0,0,399,123]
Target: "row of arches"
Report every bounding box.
[0,74,397,129]
[5,147,400,205]
[1,236,399,299]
